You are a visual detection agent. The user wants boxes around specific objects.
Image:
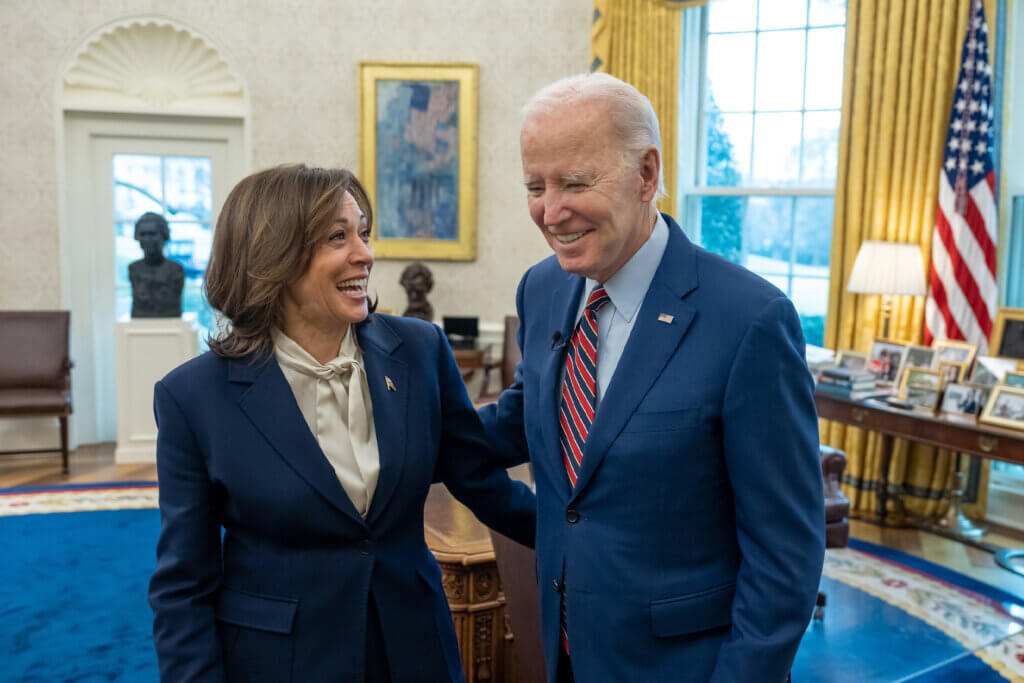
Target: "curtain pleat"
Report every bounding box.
[590,0,683,217]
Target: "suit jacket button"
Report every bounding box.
[551,579,562,592]
[566,509,580,524]
[358,539,373,555]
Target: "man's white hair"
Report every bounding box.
[522,72,665,196]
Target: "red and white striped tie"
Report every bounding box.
[557,285,609,656]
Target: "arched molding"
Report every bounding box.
[60,16,247,117]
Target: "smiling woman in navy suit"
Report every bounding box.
[148,164,535,683]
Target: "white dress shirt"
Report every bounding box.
[570,213,670,406]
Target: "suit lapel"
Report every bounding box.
[570,217,700,499]
[539,274,586,482]
[233,353,367,526]
[357,317,409,526]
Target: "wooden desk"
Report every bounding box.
[815,390,1024,574]
[816,391,1024,521]
[424,483,511,683]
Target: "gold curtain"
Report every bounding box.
[590,0,689,217]
[824,0,997,521]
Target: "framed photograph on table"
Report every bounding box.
[970,356,1020,385]
[1005,371,1024,388]
[898,366,941,408]
[940,382,987,417]
[869,338,909,384]
[980,385,1024,430]
[903,344,936,371]
[360,62,478,260]
[835,350,869,373]
[990,308,1024,361]
[932,339,978,369]
[937,360,968,388]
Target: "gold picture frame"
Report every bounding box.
[1004,370,1024,388]
[979,384,1024,431]
[990,307,1024,360]
[868,337,910,384]
[835,350,869,373]
[359,62,478,260]
[897,366,942,408]
[932,339,978,369]
[936,360,968,388]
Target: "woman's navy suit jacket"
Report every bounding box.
[148,314,535,682]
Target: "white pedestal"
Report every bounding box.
[115,319,199,463]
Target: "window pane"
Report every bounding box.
[115,286,132,322]
[751,112,802,185]
[113,154,163,221]
[805,27,846,109]
[163,157,212,222]
[755,30,806,111]
[757,0,808,30]
[809,0,846,26]
[707,33,755,111]
[744,196,792,274]
[792,277,829,345]
[801,111,841,185]
[708,0,756,32]
[115,221,144,288]
[794,196,834,267]
[706,112,752,186]
[690,194,747,264]
[687,194,826,345]
[165,221,213,285]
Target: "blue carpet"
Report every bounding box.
[0,508,160,681]
[3,493,1024,681]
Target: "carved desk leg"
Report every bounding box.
[437,559,506,683]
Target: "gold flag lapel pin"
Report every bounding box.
[385,376,397,392]
[658,313,674,324]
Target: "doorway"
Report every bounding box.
[62,113,244,445]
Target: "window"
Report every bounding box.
[113,154,215,339]
[678,0,847,346]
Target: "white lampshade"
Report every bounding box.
[846,241,927,296]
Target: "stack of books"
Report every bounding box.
[816,367,882,400]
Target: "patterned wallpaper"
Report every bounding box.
[0,0,591,320]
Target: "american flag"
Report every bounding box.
[924,0,998,352]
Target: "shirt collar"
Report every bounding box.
[585,213,669,324]
[272,326,359,367]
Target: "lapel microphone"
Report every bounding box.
[550,331,562,350]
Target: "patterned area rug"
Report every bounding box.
[2,484,1023,682]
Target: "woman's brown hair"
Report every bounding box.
[204,164,374,358]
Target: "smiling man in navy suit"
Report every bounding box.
[480,73,825,682]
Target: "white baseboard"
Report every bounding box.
[115,443,156,463]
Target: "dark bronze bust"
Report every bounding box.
[400,262,434,322]
[129,212,185,318]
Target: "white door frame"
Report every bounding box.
[61,112,245,446]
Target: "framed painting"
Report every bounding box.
[360,62,478,260]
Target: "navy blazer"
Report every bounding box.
[480,215,824,682]
[148,314,535,683]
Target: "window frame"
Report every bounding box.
[676,1,844,343]
[112,152,214,331]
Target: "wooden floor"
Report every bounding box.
[4,444,1024,597]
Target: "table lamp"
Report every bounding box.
[846,241,927,338]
